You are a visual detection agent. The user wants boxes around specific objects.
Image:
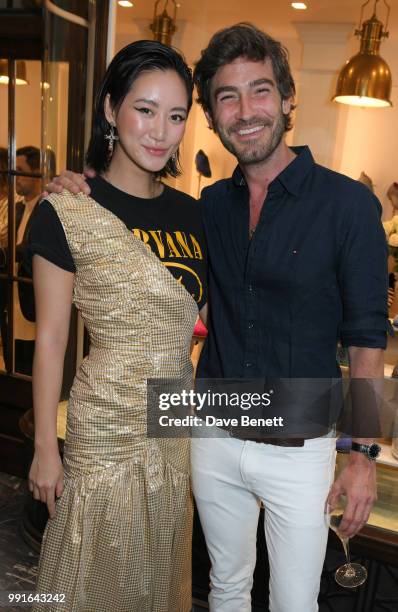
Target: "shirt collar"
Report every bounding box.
[24,194,40,212]
[231,146,315,196]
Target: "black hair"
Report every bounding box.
[86,40,193,178]
[194,23,296,132]
[16,146,41,171]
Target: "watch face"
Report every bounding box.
[368,443,381,459]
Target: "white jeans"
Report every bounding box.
[191,434,336,612]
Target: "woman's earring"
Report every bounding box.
[105,123,119,158]
[171,151,178,163]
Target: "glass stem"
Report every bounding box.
[341,536,351,564]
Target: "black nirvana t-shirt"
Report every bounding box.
[28,176,207,309]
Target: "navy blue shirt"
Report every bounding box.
[198,146,389,379]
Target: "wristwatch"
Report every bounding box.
[351,442,381,461]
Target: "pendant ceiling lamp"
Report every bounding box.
[333,0,392,108]
[0,60,29,85]
[150,0,178,47]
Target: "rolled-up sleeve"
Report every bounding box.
[338,189,389,349]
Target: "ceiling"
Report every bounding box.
[116,0,398,38]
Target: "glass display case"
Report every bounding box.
[318,454,398,612]
[0,1,94,385]
[193,329,398,610]
[20,345,398,609]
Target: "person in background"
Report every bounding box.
[0,146,38,371]
[0,147,9,367]
[13,146,43,374]
[356,172,395,310]
[15,146,41,368]
[0,147,9,251]
[28,40,206,612]
[0,146,44,254]
[15,146,42,245]
[386,182,398,312]
[387,182,398,215]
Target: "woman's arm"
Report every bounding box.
[28,255,74,518]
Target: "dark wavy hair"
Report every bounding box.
[16,146,41,171]
[193,23,296,132]
[86,40,193,178]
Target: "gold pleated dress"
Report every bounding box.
[32,191,198,612]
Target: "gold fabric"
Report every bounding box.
[32,191,198,612]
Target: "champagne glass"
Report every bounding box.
[327,496,367,588]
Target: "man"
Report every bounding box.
[0,147,10,367]
[15,146,43,244]
[190,23,386,611]
[0,146,41,371]
[47,23,387,612]
[0,147,9,251]
[14,146,42,374]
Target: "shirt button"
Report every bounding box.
[245,362,252,368]
[248,284,253,292]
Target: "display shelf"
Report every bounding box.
[378,441,398,468]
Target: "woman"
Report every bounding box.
[28,41,207,612]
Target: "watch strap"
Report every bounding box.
[351,442,367,453]
[351,441,380,460]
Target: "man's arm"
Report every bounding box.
[327,346,383,538]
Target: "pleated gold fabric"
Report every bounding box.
[32,191,198,612]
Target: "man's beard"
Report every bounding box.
[216,112,285,166]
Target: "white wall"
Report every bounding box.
[336,40,398,217]
[0,61,41,152]
[115,25,301,198]
[114,15,398,210]
[287,26,398,217]
[2,8,396,213]
[0,60,69,176]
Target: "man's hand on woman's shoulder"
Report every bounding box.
[43,167,96,198]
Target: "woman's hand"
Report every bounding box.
[28,447,64,519]
[43,167,96,198]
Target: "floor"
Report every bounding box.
[0,472,39,612]
[0,471,207,611]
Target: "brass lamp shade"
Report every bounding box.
[0,59,29,85]
[150,0,177,47]
[333,3,393,108]
[333,52,392,107]
[150,10,176,46]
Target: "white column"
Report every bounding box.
[292,22,354,170]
